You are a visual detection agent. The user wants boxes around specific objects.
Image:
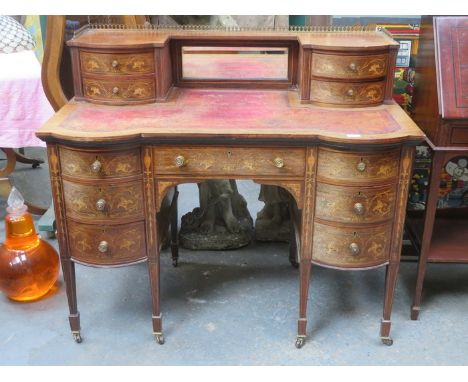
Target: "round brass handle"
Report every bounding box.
[356,161,366,172]
[90,160,102,173]
[346,88,355,97]
[111,60,119,68]
[274,157,284,168]
[353,202,364,215]
[348,62,357,72]
[349,242,360,256]
[98,241,109,253]
[175,155,186,167]
[112,87,120,95]
[96,199,106,211]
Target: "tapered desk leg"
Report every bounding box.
[61,258,81,343]
[411,151,445,320]
[296,259,311,348]
[148,257,164,344]
[380,262,400,346]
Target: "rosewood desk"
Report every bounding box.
[36,25,424,348]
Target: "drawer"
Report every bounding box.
[63,180,144,222]
[80,51,155,75]
[310,79,385,106]
[153,146,306,177]
[67,220,146,266]
[311,53,388,80]
[317,148,400,184]
[82,77,155,103]
[312,221,391,268]
[315,183,396,224]
[59,147,142,180]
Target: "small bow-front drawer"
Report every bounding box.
[312,222,392,269]
[67,220,146,266]
[153,146,306,177]
[80,51,155,75]
[315,183,396,224]
[311,53,388,80]
[317,148,400,185]
[82,77,155,103]
[62,180,144,222]
[310,79,385,106]
[59,146,142,180]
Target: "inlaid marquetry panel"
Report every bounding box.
[311,53,388,80]
[317,148,400,184]
[80,51,155,75]
[59,147,141,179]
[153,146,306,177]
[312,221,391,268]
[67,220,146,266]
[315,183,396,224]
[63,180,144,221]
[310,79,385,106]
[82,77,155,102]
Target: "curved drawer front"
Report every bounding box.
[67,220,146,266]
[63,180,144,222]
[315,183,396,224]
[80,51,155,75]
[317,148,400,184]
[82,77,155,103]
[311,53,388,80]
[59,147,142,180]
[312,222,392,268]
[153,146,306,177]
[310,79,385,106]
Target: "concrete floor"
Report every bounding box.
[1,148,468,365]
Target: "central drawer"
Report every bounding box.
[153,146,306,177]
[312,221,392,269]
[63,180,144,222]
[67,220,147,266]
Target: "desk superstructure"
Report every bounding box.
[37,25,424,347]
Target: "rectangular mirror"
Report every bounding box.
[181,46,289,80]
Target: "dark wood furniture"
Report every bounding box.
[407,16,468,320]
[36,25,424,348]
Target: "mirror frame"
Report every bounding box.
[172,39,299,89]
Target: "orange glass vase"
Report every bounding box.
[0,188,59,301]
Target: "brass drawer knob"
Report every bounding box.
[112,87,120,95]
[274,157,284,168]
[98,241,109,253]
[175,155,186,167]
[346,88,355,97]
[356,161,366,172]
[349,242,360,256]
[353,202,364,215]
[96,199,106,211]
[348,62,357,72]
[90,160,102,173]
[111,60,119,68]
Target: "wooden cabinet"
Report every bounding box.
[37,25,423,347]
[407,16,468,321]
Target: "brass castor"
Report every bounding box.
[381,337,393,346]
[32,162,41,169]
[295,336,305,349]
[72,332,82,343]
[172,259,178,267]
[154,333,165,345]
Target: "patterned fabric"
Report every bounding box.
[0,16,35,54]
[23,15,43,62]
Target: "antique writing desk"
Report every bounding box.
[36,25,424,347]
